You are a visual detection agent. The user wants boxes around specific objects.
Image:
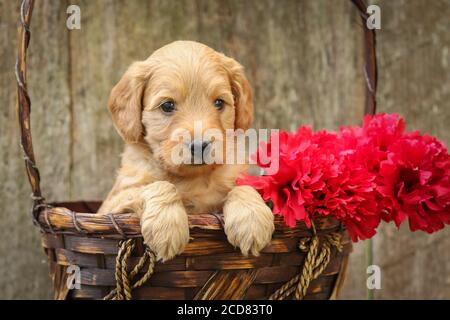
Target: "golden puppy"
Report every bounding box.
[98,41,274,262]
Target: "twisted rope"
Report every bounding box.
[269,232,343,300]
[104,239,156,300]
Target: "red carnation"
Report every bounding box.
[238,113,450,242]
[314,154,380,242]
[238,127,381,241]
[339,113,405,173]
[238,128,328,228]
[378,132,450,232]
[361,113,405,152]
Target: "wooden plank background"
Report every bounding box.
[0,0,448,299]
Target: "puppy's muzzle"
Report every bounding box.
[189,139,212,165]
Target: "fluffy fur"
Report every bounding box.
[98,41,274,261]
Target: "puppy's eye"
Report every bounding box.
[214,99,225,110]
[160,101,175,114]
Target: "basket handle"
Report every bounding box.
[15,0,377,217]
[351,0,378,115]
[16,0,43,221]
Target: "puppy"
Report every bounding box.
[98,41,274,262]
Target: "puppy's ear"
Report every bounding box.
[108,61,151,143]
[223,57,254,130]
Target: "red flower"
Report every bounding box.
[378,132,450,232]
[339,113,405,173]
[361,113,405,152]
[237,113,450,242]
[316,156,380,242]
[238,128,328,228]
[340,113,408,223]
[238,127,381,241]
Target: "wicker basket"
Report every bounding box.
[16,0,377,300]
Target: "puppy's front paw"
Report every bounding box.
[223,186,275,256]
[140,181,189,262]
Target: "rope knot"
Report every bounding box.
[104,239,156,300]
[269,230,344,300]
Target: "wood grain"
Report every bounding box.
[366,0,450,300]
[2,0,449,299]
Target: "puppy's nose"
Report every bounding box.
[190,139,211,157]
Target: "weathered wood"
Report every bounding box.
[1,0,72,299]
[367,0,450,300]
[374,230,450,299]
[3,0,449,299]
[338,241,369,299]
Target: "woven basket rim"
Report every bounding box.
[36,201,344,239]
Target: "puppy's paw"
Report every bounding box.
[140,181,190,262]
[223,186,274,256]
